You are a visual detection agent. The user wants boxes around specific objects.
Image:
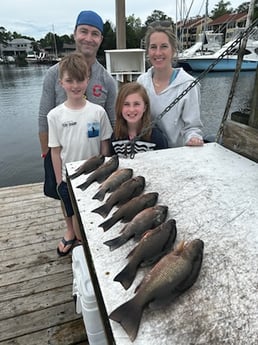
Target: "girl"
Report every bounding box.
[111,82,168,157]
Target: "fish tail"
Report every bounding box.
[98,216,116,232]
[76,180,90,191]
[69,171,80,179]
[103,234,128,251]
[109,297,142,342]
[113,262,136,290]
[92,189,106,201]
[91,203,111,218]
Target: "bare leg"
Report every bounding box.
[72,214,82,241]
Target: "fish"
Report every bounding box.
[69,154,105,179]
[113,219,177,290]
[109,239,204,342]
[77,155,119,191]
[99,192,159,232]
[103,205,168,251]
[92,168,134,201]
[92,175,145,218]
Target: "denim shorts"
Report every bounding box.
[56,181,74,217]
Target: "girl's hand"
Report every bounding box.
[186,137,204,146]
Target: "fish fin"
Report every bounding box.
[140,255,162,267]
[113,262,137,290]
[98,217,116,232]
[109,297,142,342]
[91,203,111,218]
[103,234,127,251]
[92,189,106,201]
[173,240,186,255]
[149,292,180,310]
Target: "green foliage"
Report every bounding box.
[210,0,233,19]
[126,14,143,48]
[98,20,116,63]
[0,27,12,45]
[145,9,173,27]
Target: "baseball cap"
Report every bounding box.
[75,10,103,33]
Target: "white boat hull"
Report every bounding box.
[178,57,258,71]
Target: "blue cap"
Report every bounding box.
[76,10,103,33]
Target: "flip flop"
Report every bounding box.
[57,237,76,257]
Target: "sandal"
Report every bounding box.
[57,237,76,257]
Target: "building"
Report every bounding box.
[207,12,248,43]
[176,16,213,50]
[0,38,35,58]
[177,12,248,49]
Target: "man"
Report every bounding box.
[38,10,117,157]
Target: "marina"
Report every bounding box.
[177,27,258,72]
[1,2,258,342]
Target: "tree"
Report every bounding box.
[210,0,233,19]
[98,20,116,63]
[0,26,12,45]
[234,0,258,19]
[126,14,143,48]
[235,1,250,13]
[145,10,173,27]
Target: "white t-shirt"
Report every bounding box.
[48,101,113,180]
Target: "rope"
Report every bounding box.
[127,20,258,158]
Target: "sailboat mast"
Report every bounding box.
[52,24,58,58]
[204,0,209,32]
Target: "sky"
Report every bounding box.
[0,0,245,40]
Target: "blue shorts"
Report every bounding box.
[56,181,74,217]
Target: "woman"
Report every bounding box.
[137,24,204,148]
[111,82,168,157]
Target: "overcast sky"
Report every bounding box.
[0,0,245,40]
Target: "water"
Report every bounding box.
[0,64,48,187]
[0,64,255,188]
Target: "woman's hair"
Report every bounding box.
[145,25,178,56]
[59,52,89,81]
[114,82,152,141]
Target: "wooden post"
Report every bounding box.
[249,66,258,129]
[115,0,126,49]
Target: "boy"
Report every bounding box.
[47,52,113,256]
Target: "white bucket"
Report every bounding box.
[72,246,108,345]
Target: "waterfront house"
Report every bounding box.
[0,38,35,59]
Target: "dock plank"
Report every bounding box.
[0,183,88,344]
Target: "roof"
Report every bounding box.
[210,12,247,25]
[9,38,33,44]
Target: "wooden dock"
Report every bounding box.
[0,183,88,345]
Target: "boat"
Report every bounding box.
[177,27,258,72]
[26,52,39,63]
[178,31,223,58]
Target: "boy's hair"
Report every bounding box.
[59,52,89,81]
[114,82,152,141]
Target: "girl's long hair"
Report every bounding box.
[114,82,152,141]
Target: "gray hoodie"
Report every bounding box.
[137,67,203,147]
[38,60,117,133]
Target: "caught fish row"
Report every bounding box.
[68,154,204,343]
